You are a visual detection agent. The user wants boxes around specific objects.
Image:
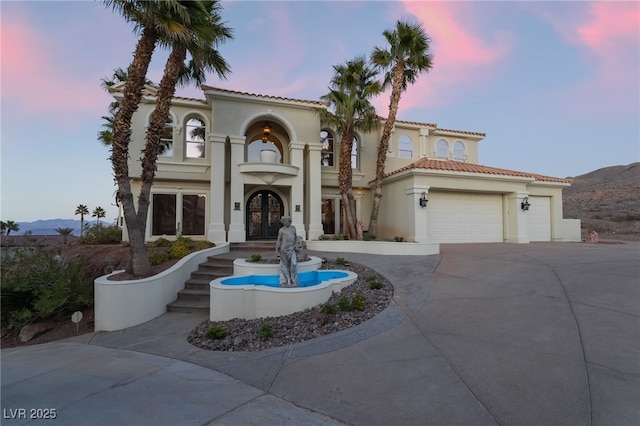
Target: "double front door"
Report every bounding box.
[246,190,284,239]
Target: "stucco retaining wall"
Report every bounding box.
[306,240,440,256]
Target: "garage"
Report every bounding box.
[527,196,551,241]
[427,191,504,243]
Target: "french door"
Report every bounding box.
[246,190,283,239]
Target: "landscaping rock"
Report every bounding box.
[19,322,55,343]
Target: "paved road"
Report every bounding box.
[2,242,638,425]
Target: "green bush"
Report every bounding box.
[195,241,215,250]
[152,237,173,247]
[320,303,336,315]
[337,294,366,312]
[80,223,122,244]
[1,247,93,329]
[148,250,169,266]
[169,241,191,260]
[259,322,273,340]
[369,280,384,290]
[336,257,349,266]
[249,253,262,262]
[205,326,227,340]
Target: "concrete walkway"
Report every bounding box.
[2,242,638,425]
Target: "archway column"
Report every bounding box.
[289,141,306,237]
[228,135,246,242]
[207,133,227,243]
[306,144,324,240]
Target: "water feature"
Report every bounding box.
[221,270,349,288]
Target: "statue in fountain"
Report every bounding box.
[276,216,300,287]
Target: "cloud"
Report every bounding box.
[371,1,511,116]
[1,19,110,127]
[530,1,639,116]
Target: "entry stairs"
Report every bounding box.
[166,241,277,314]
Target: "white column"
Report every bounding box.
[207,134,227,243]
[306,144,324,240]
[505,191,530,243]
[228,135,246,242]
[289,141,306,237]
[407,185,430,242]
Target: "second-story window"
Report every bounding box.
[351,135,359,169]
[436,139,449,159]
[159,116,173,157]
[398,134,413,158]
[321,130,335,166]
[185,117,206,159]
[453,141,466,162]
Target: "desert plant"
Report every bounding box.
[148,251,169,266]
[259,322,273,340]
[320,303,337,315]
[205,326,227,340]
[337,294,366,312]
[249,253,262,262]
[195,241,216,250]
[80,223,122,244]
[369,280,384,290]
[169,241,190,260]
[336,257,349,266]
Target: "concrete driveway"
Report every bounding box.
[2,242,638,425]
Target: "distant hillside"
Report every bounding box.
[14,219,100,236]
[563,162,640,239]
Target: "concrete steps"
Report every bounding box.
[167,241,278,315]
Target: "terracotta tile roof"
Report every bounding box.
[201,85,328,106]
[434,128,487,138]
[392,118,438,128]
[386,158,572,183]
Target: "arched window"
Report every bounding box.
[185,116,206,158]
[453,141,466,162]
[351,135,359,169]
[436,139,449,159]
[159,116,173,157]
[398,134,413,158]
[321,130,334,166]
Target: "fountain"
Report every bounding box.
[209,216,358,321]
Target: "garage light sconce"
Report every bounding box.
[521,197,531,211]
[419,192,428,208]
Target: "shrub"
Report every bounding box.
[320,303,336,315]
[205,326,227,340]
[336,257,349,266]
[195,241,215,250]
[80,223,122,244]
[337,294,366,312]
[249,253,262,262]
[169,242,190,260]
[259,322,273,340]
[148,251,169,266]
[369,280,384,290]
[0,247,93,329]
[152,237,173,247]
[318,234,329,240]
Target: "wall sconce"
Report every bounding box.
[261,122,271,143]
[419,191,428,208]
[521,197,531,211]
[295,205,301,212]
[234,202,241,211]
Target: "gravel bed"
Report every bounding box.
[187,259,394,352]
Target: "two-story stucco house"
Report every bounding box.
[112,84,580,245]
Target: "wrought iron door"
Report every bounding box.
[246,190,284,239]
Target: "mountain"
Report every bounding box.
[563,162,640,239]
[14,219,100,236]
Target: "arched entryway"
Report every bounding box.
[246,190,284,239]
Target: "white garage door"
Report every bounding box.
[427,192,504,243]
[527,196,551,241]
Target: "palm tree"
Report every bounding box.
[92,207,107,225]
[368,20,434,237]
[104,0,220,277]
[3,220,20,236]
[316,57,381,238]
[56,227,74,244]
[137,0,232,246]
[75,204,90,237]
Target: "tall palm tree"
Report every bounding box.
[75,204,90,237]
[92,207,107,226]
[368,20,434,237]
[317,57,381,238]
[137,0,232,245]
[104,0,213,277]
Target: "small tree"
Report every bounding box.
[55,227,74,244]
[3,220,20,236]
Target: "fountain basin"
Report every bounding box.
[233,256,322,276]
[210,270,357,321]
